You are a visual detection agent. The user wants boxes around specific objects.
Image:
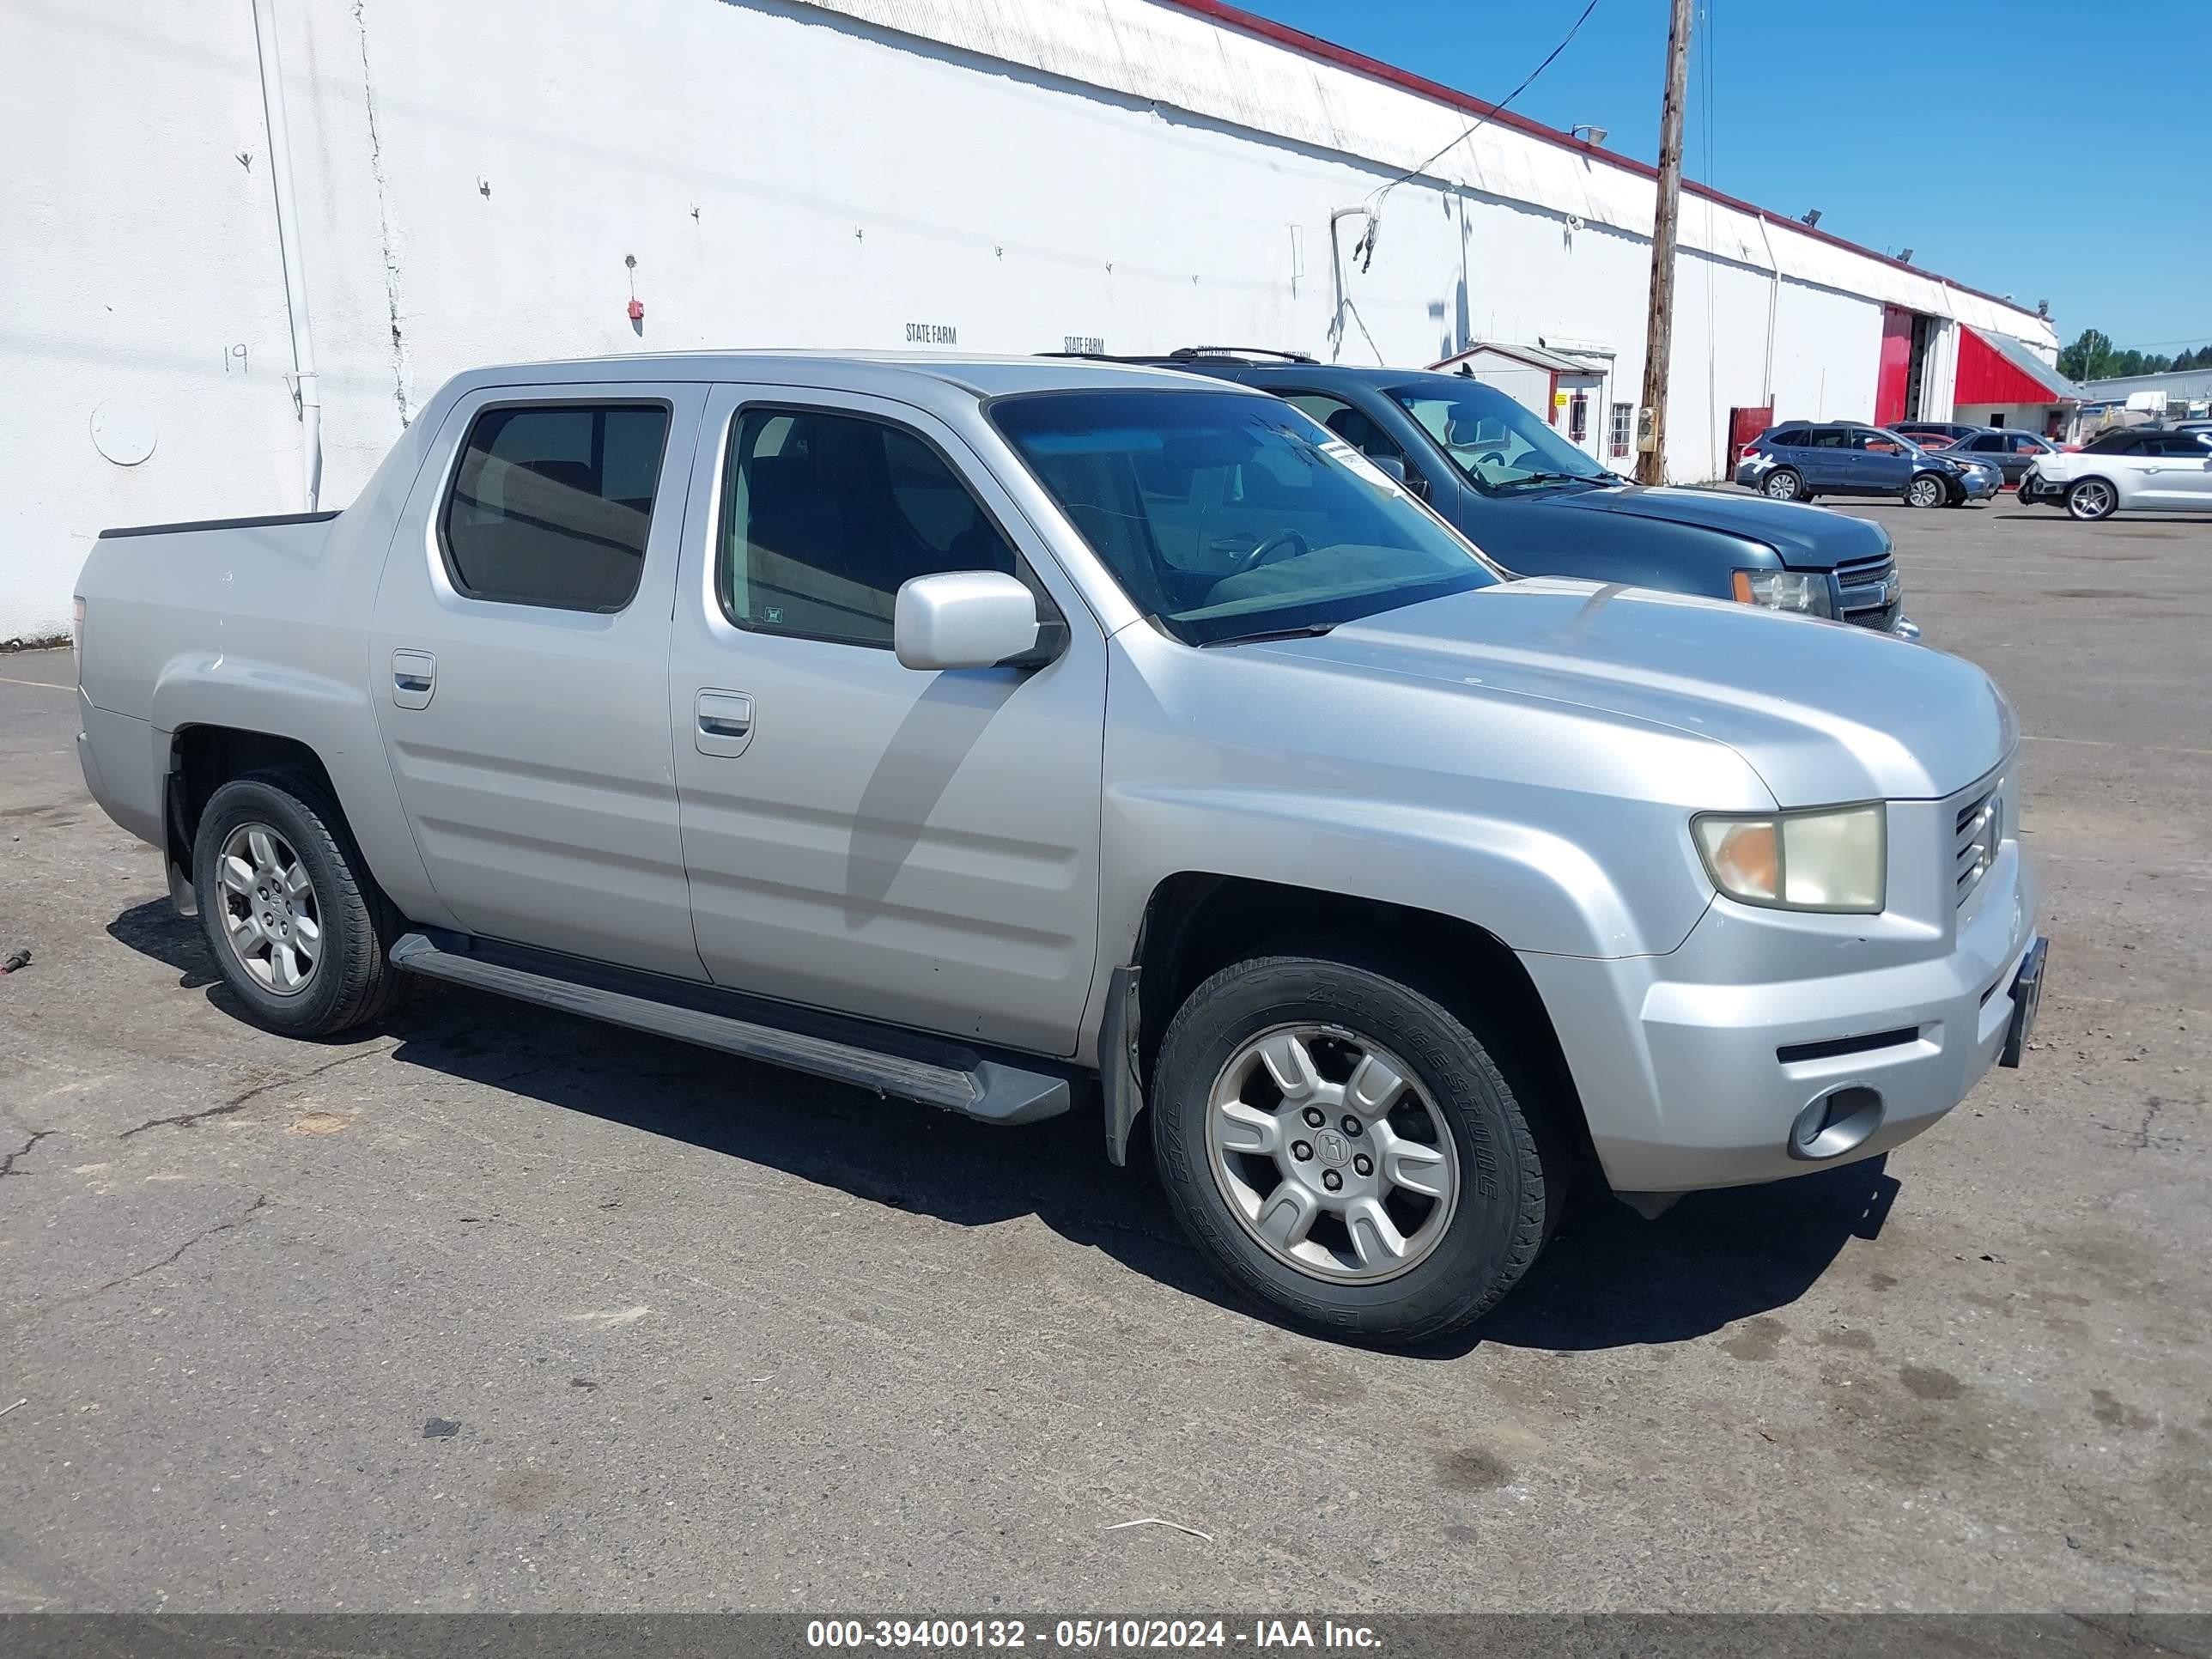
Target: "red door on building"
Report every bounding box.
[1728,404,1773,474]
[1875,307,1913,425]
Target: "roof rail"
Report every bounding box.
[1168,345,1319,364]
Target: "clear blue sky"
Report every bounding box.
[1231,0,2211,355]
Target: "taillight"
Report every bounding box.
[72,595,85,683]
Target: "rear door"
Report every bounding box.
[1801,426,1857,490]
[664,384,1106,1055]
[370,381,710,980]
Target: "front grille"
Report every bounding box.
[1954,787,1999,904]
[1834,554,1900,632]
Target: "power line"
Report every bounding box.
[1365,0,1604,205]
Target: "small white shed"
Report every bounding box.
[1429,342,1609,459]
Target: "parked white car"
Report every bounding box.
[2022,428,2212,520]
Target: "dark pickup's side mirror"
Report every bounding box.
[1369,453,1429,501]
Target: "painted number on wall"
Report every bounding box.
[906,322,958,344]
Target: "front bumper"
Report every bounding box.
[1955,469,2002,500]
[1518,792,2039,1194]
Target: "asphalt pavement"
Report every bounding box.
[1,494,2206,1612]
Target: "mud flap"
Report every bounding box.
[1100,963,1145,1165]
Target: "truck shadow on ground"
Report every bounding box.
[111,897,1894,1358]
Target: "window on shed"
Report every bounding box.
[1610,403,1633,457]
[440,403,671,611]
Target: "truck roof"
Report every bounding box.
[443,349,1244,402]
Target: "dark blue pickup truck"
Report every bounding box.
[1094,349,1915,638]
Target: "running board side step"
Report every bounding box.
[389,933,1072,1125]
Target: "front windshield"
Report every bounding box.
[1385,376,1615,490]
[990,389,1499,646]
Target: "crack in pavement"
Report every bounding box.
[81,1194,270,1302]
[117,1048,390,1139]
[0,1128,55,1176]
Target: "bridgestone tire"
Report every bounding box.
[192,769,410,1038]
[1151,955,1565,1346]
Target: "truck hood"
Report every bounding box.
[1250,579,2012,805]
[1534,482,1893,570]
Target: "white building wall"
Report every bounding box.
[0,0,2059,642]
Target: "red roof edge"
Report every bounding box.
[1156,0,2040,327]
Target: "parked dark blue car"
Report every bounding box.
[1076,349,1916,636]
[1735,421,1995,508]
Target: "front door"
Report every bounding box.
[665,386,1107,1056]
[1854,428,1914,494]
[2137,434,2212,508]
[370,382,709,980]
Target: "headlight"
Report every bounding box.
[1692,804,1886,913]
[1730,568,1833,618]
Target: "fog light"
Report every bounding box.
[1787,1085,1884,1160]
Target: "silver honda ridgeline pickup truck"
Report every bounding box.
[75,353,2045,1344]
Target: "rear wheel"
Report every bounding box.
[1151,955,1565,1345]
[1906,473,1948,508]
[193,770,409,1038]
[2067,478,2118,521]
[1761,468,1803,501]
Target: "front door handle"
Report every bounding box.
[695,689,755,757]
[392,650,436,710]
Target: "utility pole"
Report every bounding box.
[1634,0,1692,486]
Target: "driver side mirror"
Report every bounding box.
[1367,453,1427,500]
[894,571,1064,672]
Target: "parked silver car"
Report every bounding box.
[72,353,2045,1343]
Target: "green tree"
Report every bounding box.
[2059,328,2112,381]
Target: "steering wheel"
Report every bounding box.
[1471,450,1508,471]
[1229,528,1310,577]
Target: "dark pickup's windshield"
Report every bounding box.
[990,389,1498,646]
[1385,375,1616,492]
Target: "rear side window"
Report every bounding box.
[1807,428,1853,448]
[1770,426,1808,447]
[717,406,1018,647]
[440,403,671,611]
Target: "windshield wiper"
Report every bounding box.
[1496,469,1602,489]
[1199,621,1340,647]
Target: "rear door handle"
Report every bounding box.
[392,650,435,710]
[695,689,755,757]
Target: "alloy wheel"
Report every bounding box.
[1205,1024,1460,1284]
[216,822,323,996]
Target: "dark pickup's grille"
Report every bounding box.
[1834,553,1900,633]
[1954,787,1999,904]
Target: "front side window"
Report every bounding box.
[1853,429,1905,453]
[990,388,1497,647]
[2083,431,2142,454]
[1385,376,1613,491]
[717,407,1018,647]
[440,403,671,611]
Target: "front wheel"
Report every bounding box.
[2067,478,2118,521]
[192,769,410,1038]
[1151,956,1565,1345]
[1906,473,1948,508]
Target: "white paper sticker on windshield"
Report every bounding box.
[1321,439,1401,493]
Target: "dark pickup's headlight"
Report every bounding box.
[1730,568,1833,617]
